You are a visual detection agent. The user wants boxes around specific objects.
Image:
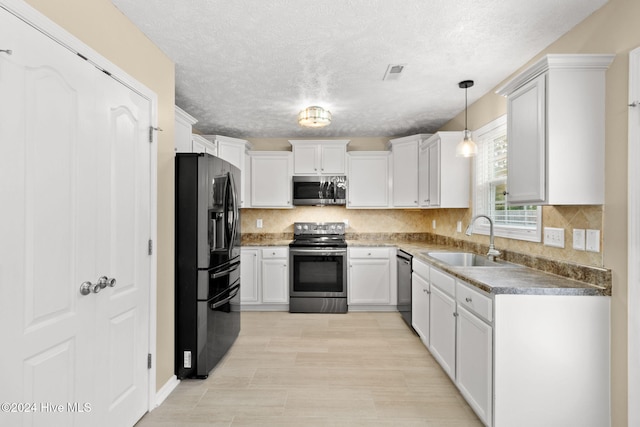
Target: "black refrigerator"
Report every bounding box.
[175,153,241,379]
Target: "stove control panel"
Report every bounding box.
[294,222,346,236]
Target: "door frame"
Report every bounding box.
[0,0,159,413]
[629,46,640,427]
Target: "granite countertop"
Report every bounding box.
[242,233,611,297]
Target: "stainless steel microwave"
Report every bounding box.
[292,176,347,206]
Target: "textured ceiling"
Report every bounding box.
[110,0,607,138]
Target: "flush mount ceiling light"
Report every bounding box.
[298,106,332,128]
[456,80,478,157]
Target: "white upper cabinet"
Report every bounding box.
[419,132,470,208]
[174,106,198,153]
[191,134,216,156]
[496,54,614,205]
[346,152,391,208]
[204,135,253,207]
[388,134,431,207]
[205,135,253,170]
[250,151,293,208]
[289,140,349,175]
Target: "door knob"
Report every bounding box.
[79,280,101,295]
[79,276,116,295]
[98,276,117,289]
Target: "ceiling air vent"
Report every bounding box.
[383,64,406,81]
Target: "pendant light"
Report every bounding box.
[456,80,477,157]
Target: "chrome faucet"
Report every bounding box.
[465,215,501,261]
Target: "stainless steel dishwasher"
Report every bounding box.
[396,250,413,330]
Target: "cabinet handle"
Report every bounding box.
[503,191,509,196]
[367,252,372,256]
[414,200,418,204]
[465,297,472,303]
[426,290,431,294]
[453,312,459,317]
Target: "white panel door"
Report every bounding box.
[93,72,151,427]
[0,8,150,427]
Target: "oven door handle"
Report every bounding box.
[290,248,347,255]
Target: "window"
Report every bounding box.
[472,116,541,242]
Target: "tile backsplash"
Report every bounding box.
[241,205,604,267]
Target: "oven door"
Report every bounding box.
[289,247,347,297]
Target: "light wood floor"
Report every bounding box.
[137,312,483,426]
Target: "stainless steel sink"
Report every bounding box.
[425,251,516,267]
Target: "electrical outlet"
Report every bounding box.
[456,221,462,233]
[256,219,263,229]
[343,219,349,228]
[573,229,586,251]
[432,220,436,230]
[586,229,600,252]
[544,227,565,248]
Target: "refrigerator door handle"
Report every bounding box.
[227,171,239,252]
[210,259,241,279]
[210,284,240,310]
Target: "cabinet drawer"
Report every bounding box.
[430,267,455,296]
[261,247,288,258]
[412,259,429,281]
[349,247,389,258]
[456,281,492,323]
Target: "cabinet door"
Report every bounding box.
[429,285,457,380]
[321,145,346,174]
[456,305,492,426]
[418,145,430,207]
[293,145,319,174]
[411,272,430,345]
[348,258,391,304]
[427,141,440,206]
[251,154,292,207]
[392,141,419,207]
[217,139,244,169]
[347,154,389,208]
[191,135,216,156]
[507,74,546,204]
[240,249,259,303]
[261,258,289,303]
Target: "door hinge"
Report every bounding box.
[149,126,163,143]
[148,239,153,255]
[148,353,152,369]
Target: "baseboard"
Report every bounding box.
[347,305,399,312]
[153,375,180,409]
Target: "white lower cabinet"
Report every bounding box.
[240,248,259,303]
[240,247,289,310]
[411,265,430,345]
[261,248,289,303]
[414,258,610,427]
[456,304,492,426]
[347,247,397,311]
[429,283,457,381]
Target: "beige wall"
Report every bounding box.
[23,0,177,392]
[438,0,638,424]
[247,136,390,151]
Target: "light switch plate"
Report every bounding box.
[573,229,586,251]
[586,229,600,252]
[544,227,565,248]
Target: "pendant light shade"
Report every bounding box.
[298,106,332,128]
[456,80,477,157]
